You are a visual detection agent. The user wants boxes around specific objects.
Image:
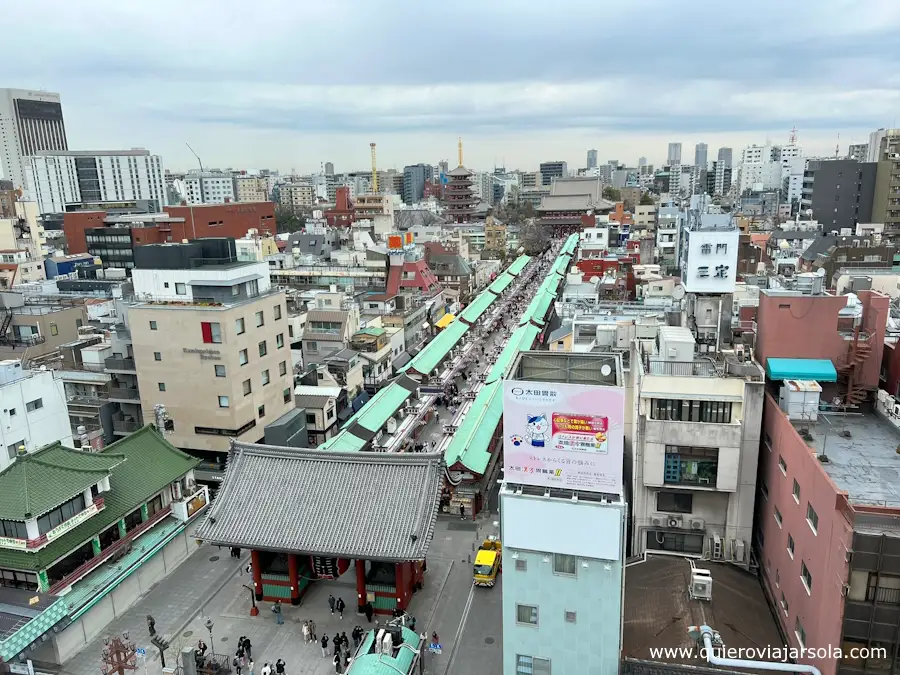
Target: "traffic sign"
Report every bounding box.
[136,648,146,657]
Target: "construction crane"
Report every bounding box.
[370,143,378,193]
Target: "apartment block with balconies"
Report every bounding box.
[630,326,765,565]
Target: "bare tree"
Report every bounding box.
[395,210,441,231]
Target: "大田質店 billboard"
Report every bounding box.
[502,381,624,493]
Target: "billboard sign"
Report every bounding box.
[502,381,624,493]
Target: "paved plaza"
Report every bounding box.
[60,514,503,675]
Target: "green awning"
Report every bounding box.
[459,291,497,323]
[404,320,470,375]
[444,381,503,475]
[506,255,531,276]
[488,273,514,295]
[766,358,837,382]
[353,381,414,432]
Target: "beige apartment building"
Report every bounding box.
[127,241,294,457]
[279,183,315,210]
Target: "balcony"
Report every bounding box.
[113,419,141,434]
[664,449,719,487]
[170,484,210,523]
[104,357,136,372]
[109,386,140,401]
[645,357,718,377]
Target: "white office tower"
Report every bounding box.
[0,89,68,192]
[668,142,682,166]
[694,143,708,169]
[501,352,627,675]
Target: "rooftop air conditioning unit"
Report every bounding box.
[690,569,713,601]
[667,515,683,529]
[650,515,665,527]
[690,518,705,531]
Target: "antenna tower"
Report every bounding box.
[789,127,798,145]
[370,143,378,193]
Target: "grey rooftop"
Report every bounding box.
[195,443,445,561]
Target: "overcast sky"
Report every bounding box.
[11,0,900,174]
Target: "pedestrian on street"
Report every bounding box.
[272,600,283,625]
[364,601,374,623]
[352,627,361,648]
[332,634,341,656]
[275,659,285,675]
[309,619,317,642]
[197,640,208,658]
[234,658,243,675]
[336,597,345,619]
[244,561,252,576]
[332,653,342,674]
[301,621,310,643]
[459,503,466,520]
[341,631,349,650]
[321,634,329,658]
[261,662,271,675]
[409,616,417,630]
[344,653,351,671]
[243,637,252,659]
[328,594,336,615]
[248,660,255,675]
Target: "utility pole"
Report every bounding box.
[100,634,137,675]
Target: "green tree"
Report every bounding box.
[275,205,306,234]
[602,187,622,202]
[639,192,656,206]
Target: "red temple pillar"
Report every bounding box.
[288,554,301,605]
[356,560,367,612]
[251,549,263,600]
[395,562,408,611]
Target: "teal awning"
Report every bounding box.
[766,357,837,382]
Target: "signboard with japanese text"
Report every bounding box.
[502,381,624,493]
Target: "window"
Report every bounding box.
[326,407,335,420]
[175,282,186,295]
[795,617,807,648]
[516,656,550,675]
[284,387,292,403]
[26,398,43,412]
[158,383,166,392]
[664,446,718,486]
[262,369,270,386]
[276,333,284,349]
[279,361,287,376]
[274,304,282,320]
[6,440,24,459]
[657,492,692,514]
[289,325,294,338]
[553,554,577,576]
[649,399,732,423]
[774,506,783,528]
[218,396,230,408]
[515,559,527,572]
[0,518,28,540]
[243,379,252,396]
[259,340,268,357]
[50,323,58,336]
[307,341,318,352]
[564,610,577,623]
[201,321,222,344]
[776,568,780,587]
[792,479,800,503]
[7,408,14,417]
[258,404,266,418]
[778,455,787,475]
[516,604,538,626]
[255,310,264,327]
[154,351,162,361]
[0,569,39,590]
[787,533,795,558]
[231,285,240,296]
[806,503,819,533]
[764,431,772,450]
[149,320,158,331]
[801,561,812,593]
[761,480,769,500]
[239,349,248,366]
[235,318,245,335]
[780,592,789,615]
[37,494,86,534]
[215,364,226,377]
[305,413,316,425]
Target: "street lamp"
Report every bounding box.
[205,618,215,650]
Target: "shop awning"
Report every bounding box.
[766,358,837,382]
[435,313,455,329]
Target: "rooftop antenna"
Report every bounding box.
[370,143,378,193]
[458,137,464,167]
[185,143,205,202]
[835,133,841,159]
[789,127,798,145]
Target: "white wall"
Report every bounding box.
[680,229,739,293]
[132,261,271,301]
[0,370,73,471]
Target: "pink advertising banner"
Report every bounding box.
[502,381,624,493]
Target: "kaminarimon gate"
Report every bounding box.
[194,442,444,615]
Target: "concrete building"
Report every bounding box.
[127,239,294,459]
[233,175,271,202]
[402,164,433,204]
[800,159,877,228]
[587,149,598,169]
[539,161,567,186]
[871,128,900,237]
[630,326,764,562]
[754,287,892,675]
[278,183,316,210]
[182,170,236,204]
[694,142,708,169]
[0,296,89,363]
[0,89,68,192]
[0,361,72,471]
[655,205,681,272]
[715,147,733,195]
[848,143,868,162]
[634,204,657,227]
[26,149,166,214]
[678,197,739,295]
[667,142,682,166]
[501,352,626,675]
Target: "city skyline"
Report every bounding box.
[7,0,900,174]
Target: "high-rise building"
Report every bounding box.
[694,142,708,169]
[847,143,868,162]
[871,129,900,236]
[866,128,888,163]
[539,161,567,186]
[586,149,598,169]
[638,157,648,167]
[183,170,236,204]
[0,88,68,192]
[401,164,434,204]
[26,149,166,214]
[714,147,733,195]
[801,159,877,227]
[667,142,682,166]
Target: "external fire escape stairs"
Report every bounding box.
[0,307,12,343]
[837,324,872,407]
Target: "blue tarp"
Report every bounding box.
[766,357,837,382]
